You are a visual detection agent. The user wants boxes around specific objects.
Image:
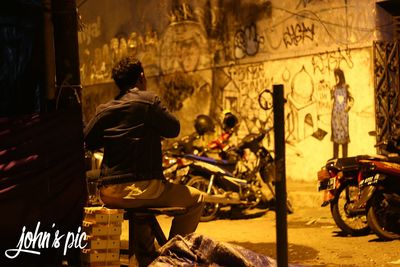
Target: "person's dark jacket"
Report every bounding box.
[84,88,180,185]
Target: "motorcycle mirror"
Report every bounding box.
[374,140,387,147]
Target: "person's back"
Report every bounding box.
[84,56,204,267]
[85,88,179,184]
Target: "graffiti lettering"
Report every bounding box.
[315,79,332,113]
[78,16,101,46]
[311,47,353,74]
[223,62,273,136]
[234,24,264,59]
[228,63,266,82]
[283,22,315,48]
[239,78,270,94]
[168,3,197,23]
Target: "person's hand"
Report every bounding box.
[345,103,353,112]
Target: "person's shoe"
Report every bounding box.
[136,250,160,267]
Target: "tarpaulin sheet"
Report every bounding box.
[151,233,303,267]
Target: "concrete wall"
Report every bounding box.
[78,0,385,181]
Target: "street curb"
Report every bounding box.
[286,180,322,209]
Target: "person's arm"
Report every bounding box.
[148,96,180,138]
[346,85,354,112]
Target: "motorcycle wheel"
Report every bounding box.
[330,181,370,236]
[186,175,220,222]
[367,192,400,240]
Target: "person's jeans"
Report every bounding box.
[100,180,204,266]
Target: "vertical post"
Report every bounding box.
[51,0,82,112]
[273,84,288,267]
[50,1,85,265]
[42,0,57,106]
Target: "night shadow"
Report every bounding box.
[332,230,349,237]
[331,230,372,238]
[217,208,268,220]
[368,237,392,242]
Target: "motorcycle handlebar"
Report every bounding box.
[374,137,400,154]
[374,140,387,148]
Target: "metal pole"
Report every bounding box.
[273,84,288,267]
[50,1,85,265]
[42,0,57,105]
[51,0,82,112]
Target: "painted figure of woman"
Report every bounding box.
[331,68,354,158]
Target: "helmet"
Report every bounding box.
[222,112,238,131]
[194,115,214,135]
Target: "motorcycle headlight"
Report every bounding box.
[162,156,177,168]
[177,157,193,166]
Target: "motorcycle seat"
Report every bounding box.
[360,154,400,163]
[184,154,237,174]
[334,156,361,172]
[386,156,400,163]
[184,154,236,167]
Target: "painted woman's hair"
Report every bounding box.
[334,68,346,86]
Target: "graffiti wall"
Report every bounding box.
[78,0,381,181]
[214,47,375,181]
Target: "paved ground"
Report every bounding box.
[120,180,400,266]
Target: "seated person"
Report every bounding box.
[84,56,204,267]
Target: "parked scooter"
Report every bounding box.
[163,112,240,183]
[317,155,370,236]
[351,137,400,240]
[173,129,293,222]
[318,132,400,237]
[162,114,216,182]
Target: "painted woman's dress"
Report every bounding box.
[331,85,351,144]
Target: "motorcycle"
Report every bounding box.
[84,149,105,206]
[162,114,218,174]
[317,156,370,236]
[172,129,294,222]
[162,132,202,178]
[351,137,400,240]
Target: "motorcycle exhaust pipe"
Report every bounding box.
[203,194,247,205]
[347,208,366,216]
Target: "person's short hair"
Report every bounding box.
[111,56,143,92]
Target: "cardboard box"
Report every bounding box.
[86,236,121,250]
[84,207,125,223]
[83,221,122,237]
[81,248,120,263]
